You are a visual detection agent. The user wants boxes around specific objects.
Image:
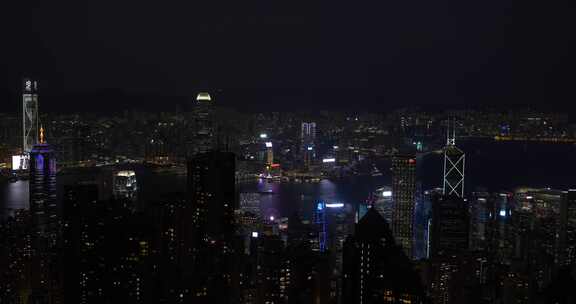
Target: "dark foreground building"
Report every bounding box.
[187,151,237,303]
[342,208,427,304]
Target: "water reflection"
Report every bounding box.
[1,181,29,219]
[247,176,387,221]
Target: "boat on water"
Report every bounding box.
[371,165,383,177]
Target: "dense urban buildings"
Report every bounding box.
[1,91,576,303]
[3,0,576,301]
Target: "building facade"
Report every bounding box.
[391,154,417,259]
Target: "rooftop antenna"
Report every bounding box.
[447,117,456,146]
[39,125,45,144]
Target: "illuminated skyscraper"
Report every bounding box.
[193,92,214,155]
[301,122,316,167]
[112,170,138,208]
[265,142,274,165]
[29,127,58,248]
[443,119,465,197]
[315,201,327,252]
[28,127,59,302]
[374,186,393,224]
[392,154,417,259]
[23,78,39,154]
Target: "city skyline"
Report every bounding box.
[2,1,576,303]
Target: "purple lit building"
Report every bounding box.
[28,127,59,302]
[29,128,58,246]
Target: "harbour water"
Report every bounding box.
[2,139,576,220]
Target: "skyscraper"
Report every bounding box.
[23,78,39,154]
[301,122,316,167]
[442,119,465,197]
[430,194,470,257]
[391,154,417,259]
[428,194,471,304]
[29,127,58,248]
[193,92,214,155]
[374,186,393,225]
[28,126,59,302]
[342,208,426,303]
[112,170,138,210]
[61,183,106,304]
[187,151,237,303]
[469,190,490,251]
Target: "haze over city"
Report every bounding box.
[1,1,576,304]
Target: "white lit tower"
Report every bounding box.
[23,78,39,154]
[301,122,316,167]
[193,92,214,155]
[443,118,465,198]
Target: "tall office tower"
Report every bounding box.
[489,192,514,264]
[427,194,470,304]
[150,194,194,303]
[187,151,237,303]
[341,208,426,304]
[193,92,214,155]
[559,189,576,267]
[374,186,393,224]
[469,191,490,251]
[23,78,39,154]
[28,127,59,302]
[286,242,331,304]
[315,201,328,252]
[391,154,417,259]
[442,119,465,197]
[99,210,154,304]
[61,184,107,304]
[301,122,316,167]
[29,127,58,248]
[254,235,289,304]
[430,194,470,257]
[265,142,274,165]
[112,170,138,210]
[421,188,443,259]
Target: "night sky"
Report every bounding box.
[1,0,575,112]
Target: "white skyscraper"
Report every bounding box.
[23,78,39,153]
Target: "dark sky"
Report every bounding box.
[1,0,575,112]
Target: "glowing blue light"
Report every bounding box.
[317,202,324,210]
[325,203,344,208]
[499,210,506,217]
